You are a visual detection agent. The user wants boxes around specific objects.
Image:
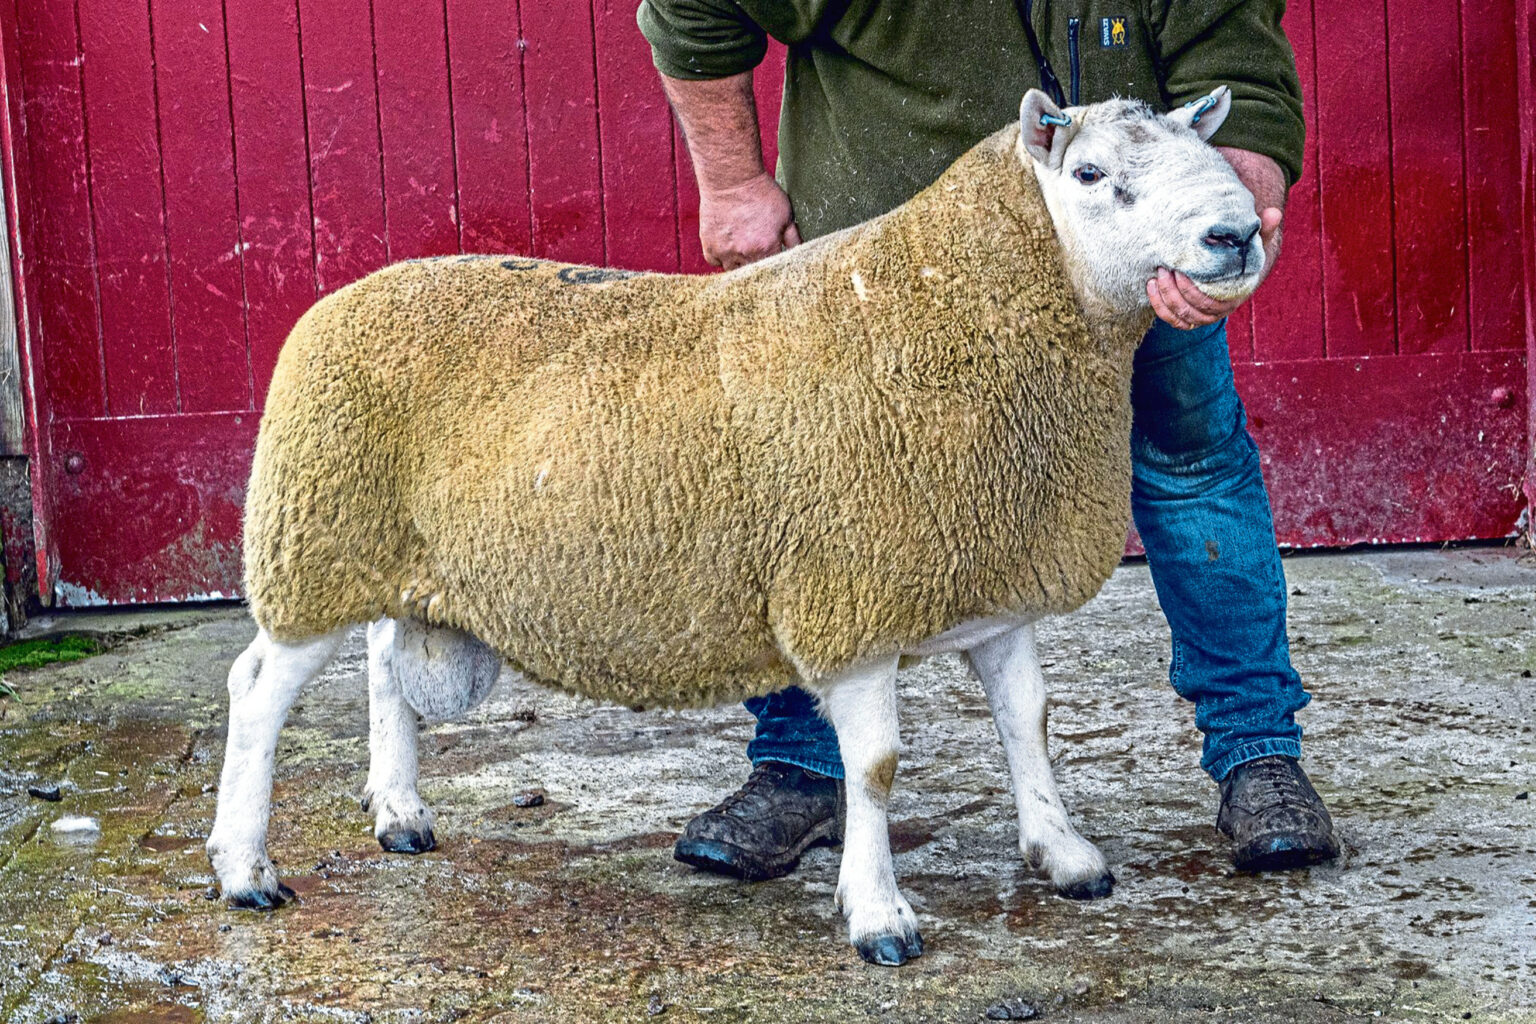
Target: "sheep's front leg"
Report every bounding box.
[967,624,1113,899]
[207,628,345,909]
[817,656,923,966]
[362,618,436,853]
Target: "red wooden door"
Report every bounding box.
[0,1,1531,606]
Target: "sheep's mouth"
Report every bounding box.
[1182,268,1253,285]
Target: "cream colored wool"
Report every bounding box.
[244,124,1152,709]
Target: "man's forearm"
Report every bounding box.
[662,71,766,192]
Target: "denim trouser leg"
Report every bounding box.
[745,687,846,779]
[743,316,1310,784]
[1130,317,1308,780]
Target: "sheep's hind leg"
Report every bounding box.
[363,617,501,853]
[967,624,1113,899]
[207,628,346,909]
[362,618,436,853]
[815,656,923,966]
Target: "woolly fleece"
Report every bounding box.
[244,124,1152,709]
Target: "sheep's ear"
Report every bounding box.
[1168,85,1231,142]
[1019,90,1075,170]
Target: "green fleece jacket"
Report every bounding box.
[638,0,1304,239]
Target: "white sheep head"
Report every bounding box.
[1019,86,1264,317]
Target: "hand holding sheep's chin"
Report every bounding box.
[1147,206,1283,330]
[699,172,803,270]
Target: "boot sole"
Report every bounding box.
[674,818,842,882]
[1231,832,1340,872]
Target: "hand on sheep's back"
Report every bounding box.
[699,171,802,270]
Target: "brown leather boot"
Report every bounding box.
[673,762,843,881]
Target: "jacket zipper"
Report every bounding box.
[1067,17,1081,105]
[1018,0,1066,106]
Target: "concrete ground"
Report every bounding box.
[0,548,1532,1024]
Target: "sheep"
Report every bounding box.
[207,86,1266,967]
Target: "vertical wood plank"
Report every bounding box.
[1464,0,1527,352]
[372,0,459,261]
[594,0,677,272]
[151,0,249,413]
[0,0,33,456]
[520,0,603,264]
[1,0,58,592]
[445,0,531,255]
[1387,0,1468,355]
[1252,0,1325,362]
[225,0,316,404]
[78,0,176,416]
[298,0,387,293]
[1312,0,1396,357]
[21,0,106,419]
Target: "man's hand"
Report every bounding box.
[701,172,801,270]
[1147,206,1282,329]
[1147,147,1286,330]
[661,71,801,270]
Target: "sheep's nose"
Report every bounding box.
[1203,220,1260,251]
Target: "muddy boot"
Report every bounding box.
[1217,755,1340,871]
[673,762,843,881]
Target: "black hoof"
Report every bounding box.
[378,828,436,854]
[1058,871,1115,900]
[855,930,924,966]
[226,882,296,911]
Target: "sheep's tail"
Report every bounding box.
[243,303,411,641]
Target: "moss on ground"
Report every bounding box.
[0,634,103,697]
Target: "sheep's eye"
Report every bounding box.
[1073,165,1105,184]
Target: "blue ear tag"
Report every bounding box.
[1183,94,1217,125]
[1038,112,1072,127]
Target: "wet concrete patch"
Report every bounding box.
[0,550,1532,1021]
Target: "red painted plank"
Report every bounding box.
[225,0,316,405]
[1312,0,1396,357]
[520,0,604,263]
[78,0,178,416]
[17,0,105,420]
[298,0,387,294]
[373,0,459,261]
[50,412,256,604]
[446,0,532,255]
[594,0,678,272]
[1252,0,1325,362]
[1240,351,1526,546]
[152,0,250,414]
[1386,0,1468,355]
[1463,0,1528,352]
[1,0,60,591]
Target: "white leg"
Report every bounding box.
[206,627,345,908]
[362,618,437,853]
[967,624,1114,899]
[814,656,923,966]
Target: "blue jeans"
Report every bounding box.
[745,318,1309,782]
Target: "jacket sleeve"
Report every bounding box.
[637,0,768,80]
[1150,0,1306,187]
